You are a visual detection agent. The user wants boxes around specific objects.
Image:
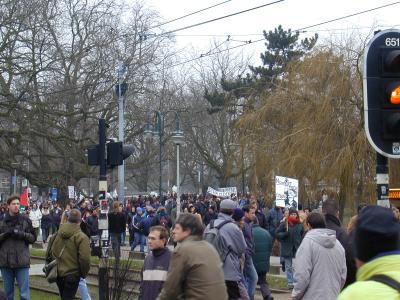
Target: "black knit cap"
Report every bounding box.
[354,205,400,262]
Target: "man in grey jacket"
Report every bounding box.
[205,199,247,299]
[292,212,346,300]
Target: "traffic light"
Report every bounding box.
[87,145,100,166]
[106,141,134,167]
[364,29,400,158]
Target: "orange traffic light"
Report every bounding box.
[390,85,400,104]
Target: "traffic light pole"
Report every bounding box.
[98,119,109,300]
[117,63,126,204]
[376,153,390,207]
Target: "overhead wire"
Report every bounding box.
[18,1,400,99]
[169,1,400,68]
[147,0,233,30]
[157,0,285,37]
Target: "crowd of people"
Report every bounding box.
[0,192,398,300]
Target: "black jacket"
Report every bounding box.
[324,213,356,288]
[0,213,36,268]
[108,212,126,234]
[41,212,52,229]
[255,209,268,230]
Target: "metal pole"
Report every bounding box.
[98,119,109,300]
[376,153,389,207]
[176,144,181,218]
[117,63,126,204]
[241,145,245,195]
[159,129,162,199]
[13,169,16,194]
[157,111,163,199]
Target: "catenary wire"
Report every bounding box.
[23,1,400,98]
[148,0,233,30]
[157,0,285,37]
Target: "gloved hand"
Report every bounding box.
[12,229,26,240]
[0,228,13,240]
[4,228,14,237]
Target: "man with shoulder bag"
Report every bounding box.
[45,209,90,300]
[0,195,36,300]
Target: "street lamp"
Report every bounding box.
[144,111,164,199]
[170,113,185,218]
[144,111,184,208]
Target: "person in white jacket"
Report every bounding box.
[29,202,42,237]
[292,212,347,300]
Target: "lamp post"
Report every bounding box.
[144,111,164,199]
[116,63,127,203]
[171,113,185,218]
[144,111,184,209]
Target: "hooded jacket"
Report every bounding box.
[292,228,347,300]
[46,222,90,278]
[338,253,400,300]
[206,213,247,281]
[325,213,356,288]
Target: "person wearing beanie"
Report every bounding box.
[131,206,145,252]
[338,205,400,300]
[276,207,304,289]
[232,208,245,222]
[203,199,247,299]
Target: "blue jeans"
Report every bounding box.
[79,277,91,300]
[243,256,258,300]
[121,231,126,246]
[41,227,49,243]
[131,232,146,252]
[1,267,30,300]
[284,257,294,286]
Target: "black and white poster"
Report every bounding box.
[275,176,299,209]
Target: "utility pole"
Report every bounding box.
[98,119,109,300]
[117,63,127,204]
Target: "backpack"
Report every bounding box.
[369,274,400,292]
[203,219,232,263]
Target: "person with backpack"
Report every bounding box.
[131,207,146,252]
[46,209,90,299]
[139,206,156,252]
[338,206,400,300]
[204,199,247,299]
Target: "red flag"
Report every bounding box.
[20,188,29,207]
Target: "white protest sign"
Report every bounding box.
[275,176,299,209]
[207,186,237,197]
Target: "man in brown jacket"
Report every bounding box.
[46,209,91,300]
[158,213,228,300]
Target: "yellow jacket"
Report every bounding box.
[338,254,400,300]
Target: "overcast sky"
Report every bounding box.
[143,0,400,65]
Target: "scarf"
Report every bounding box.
[288,215,299,226]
